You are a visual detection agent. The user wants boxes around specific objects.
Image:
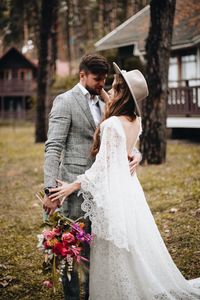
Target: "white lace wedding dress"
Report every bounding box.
[77,116,200,300]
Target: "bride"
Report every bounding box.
[49,63,200,300]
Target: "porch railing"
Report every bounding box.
[0,79,36,96]
[168,85,200,116]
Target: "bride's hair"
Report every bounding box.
[91,74,136,157]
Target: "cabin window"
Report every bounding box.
[181,54,197,81]
[4,70,12,80]
[169,53,198,87]
[20,71,25,80]
[27,70,32,80]
[169,57,178,87]
[169,57,178,80]
[12,70,18,79]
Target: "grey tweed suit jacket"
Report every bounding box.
[44,84,105,190]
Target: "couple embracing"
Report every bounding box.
[43,54,200,300]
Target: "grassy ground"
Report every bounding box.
[0,124,200,300]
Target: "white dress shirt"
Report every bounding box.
[78,83,101,127]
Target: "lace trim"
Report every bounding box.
[77,175,130,252]
[77,189,97,221]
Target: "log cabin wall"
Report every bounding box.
[0,47,37,120]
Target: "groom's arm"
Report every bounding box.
[43,94,71,214]
[44,95,71,188]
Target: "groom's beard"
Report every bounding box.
[85,85,102,95]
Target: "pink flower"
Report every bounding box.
[62,233,75,245]
[71,246,82,257]
[43,280,53,288]
[43,230,55,240]
[52,228,61,236]
[76,255,89,263]
[76,255,81,263]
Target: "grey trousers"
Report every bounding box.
[62,192,91,300]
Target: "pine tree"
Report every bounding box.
[140,0,176,164]
[35,0,59,142]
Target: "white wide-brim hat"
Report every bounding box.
[113,62,149,116]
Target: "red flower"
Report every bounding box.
[53,242,71,257]
[44,241,51,249]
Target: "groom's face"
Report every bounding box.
[80,71,107,95]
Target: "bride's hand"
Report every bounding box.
[100,88,110,103]
[49,179,75,204]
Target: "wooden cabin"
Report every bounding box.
[0,47,37,120]
[95,0,200,129]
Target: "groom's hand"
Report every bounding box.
[128,151,142,175]
[43,195,60,216]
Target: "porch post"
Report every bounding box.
[177,55,182,85]
[1,96,4,119]
[22,96,26,119]
[197,46,200,78]
[197,47,200,110]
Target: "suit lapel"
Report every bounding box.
[72,85,96,130]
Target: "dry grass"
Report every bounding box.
[0,124,200,299]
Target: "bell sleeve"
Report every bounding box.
[77,118,132,251]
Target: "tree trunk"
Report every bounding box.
[50,0,58,85]
[29,1,40,51]
[98,0,104,38]
[125,0,133,19]
[140,0,176,164]
[64,0,72,74]
[35,0,56,143]
[110,1,117,31]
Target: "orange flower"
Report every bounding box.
[79,222,85,229]
[47,238,59,247]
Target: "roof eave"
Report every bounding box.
[171,36,200,51]
[94,5,150,50]
[95,41,136,51]
[96,36,200,54]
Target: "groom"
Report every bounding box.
[43,54,141,299]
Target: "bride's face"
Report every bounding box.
[108,76,123,103]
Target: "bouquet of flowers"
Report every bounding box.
[37,207,93,292]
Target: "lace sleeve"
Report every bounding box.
[76,117,132,251]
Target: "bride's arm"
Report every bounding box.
[49,120,120,203]
[49,179,81,203]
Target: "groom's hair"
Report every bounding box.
[79,54,109,75]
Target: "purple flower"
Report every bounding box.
[71,223,81,232]
[84,233,94,244]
